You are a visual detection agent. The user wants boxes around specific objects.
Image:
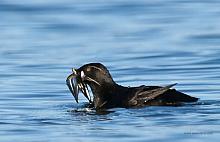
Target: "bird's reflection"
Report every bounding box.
[66,102,115,124]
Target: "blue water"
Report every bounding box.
[1,0,220,141]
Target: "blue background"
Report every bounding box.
[0,0,220,141]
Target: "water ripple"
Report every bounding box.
[1,0,220,142]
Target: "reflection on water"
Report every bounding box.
[1,0,220,142]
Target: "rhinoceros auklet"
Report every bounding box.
[66,63,198,109]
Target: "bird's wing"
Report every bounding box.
[128,83,177,106]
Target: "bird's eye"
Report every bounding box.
[86,67,91,72]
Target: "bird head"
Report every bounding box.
[66,63,114,103]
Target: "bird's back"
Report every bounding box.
[125,84,198,107]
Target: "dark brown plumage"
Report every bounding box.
[66,63,198,109]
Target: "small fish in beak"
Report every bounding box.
[66,69,79,103]
[66,69,92,103]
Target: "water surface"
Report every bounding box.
[1,0,220,141]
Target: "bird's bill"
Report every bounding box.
[66,69,92,103]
